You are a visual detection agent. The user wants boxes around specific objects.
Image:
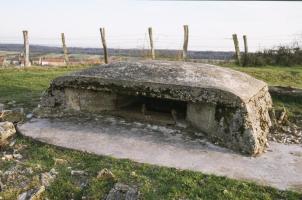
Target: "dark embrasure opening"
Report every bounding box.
[113,95,188,124]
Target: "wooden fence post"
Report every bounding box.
[243,35,248,54]
[232,34,241,65]
[61,33,69,65]
[243,35,248,66]
[100,27,108,64]
[182,25,189,61]
[22,30,30,67]
[148,27,155,59]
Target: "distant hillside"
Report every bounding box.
[0,43,234,60]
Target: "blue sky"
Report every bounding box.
[0,0,302,51]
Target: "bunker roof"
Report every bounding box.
[51,61,268,105]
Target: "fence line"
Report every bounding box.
[0,37,300,49]
[0,27,301,67]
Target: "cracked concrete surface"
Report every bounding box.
[19,117,302,191]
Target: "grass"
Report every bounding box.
[0,66,88,110]
[222,64,302,89]
[222,64,302,119]
[0,65,302,199]
[1,135,301,200]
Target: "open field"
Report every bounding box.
[0,66,88,110]
[0,65,302,199]
[224,64,302,89]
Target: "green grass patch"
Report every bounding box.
[0,65,302,199]
[222,64,302,89]
[222,64,302,118]
[0,66,88,110]
[1,135,301,199]
[272,95,302,122]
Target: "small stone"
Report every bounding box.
[17,191,28,200]
[54,158,68,165]
[26,167,33,174]
[71,170,87,176]
[26,113,33,119]
[1,154,13,161]
[41,169,57,187]
[13,153,23,160]
[50,168,58,175]
[17,188,42,200]
[106,183,139,200]
[97,168,115,180]
[14,143,28,151]
[41,172,54,187]
[9,139,16,147]
[29,186,45,200]
[0,122,16,146]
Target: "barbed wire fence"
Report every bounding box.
[0,27,301,67]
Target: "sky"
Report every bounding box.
[0,0,302,52]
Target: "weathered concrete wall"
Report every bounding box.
[187,103,216,134]
[39,88,138,114]
[186,85,271,154]
[35,61,272,155]
[65,88,118,112]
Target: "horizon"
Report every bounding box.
[0,43,238,53]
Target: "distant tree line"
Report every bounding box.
[0,44,234,60]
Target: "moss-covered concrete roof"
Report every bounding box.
[52,61,268,104]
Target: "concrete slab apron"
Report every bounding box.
[19,117,302,191]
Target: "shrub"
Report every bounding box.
[241,45,302,67]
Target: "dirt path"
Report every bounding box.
[19,117,302,192]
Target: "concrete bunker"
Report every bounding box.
[35,61,273,155]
